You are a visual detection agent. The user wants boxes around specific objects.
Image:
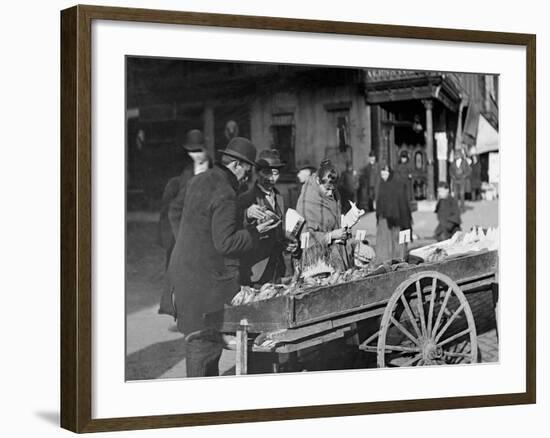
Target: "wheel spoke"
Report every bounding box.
[427,277,437,337]
[415,280,428,338]
[390,316,421,345]
[444,351,471,359]
[438,328,472,347]
[363,330,379,346]
[451,340,470,356]
[434,302,465,342]
[383,345,421,353]
[455,340,468,353]
[400,354,423,367]
[432,286,452,337]
[360,330,379,352]
[400,294,422,339]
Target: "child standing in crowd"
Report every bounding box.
[434,181,462,241]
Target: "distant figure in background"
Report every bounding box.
[434,182,461,241]
[358,152,380,211]
[158,129,211,271]
[449,147,472,211]
[297,164,316,185]
[394,150,413,201]
[338,161,359,214]
[374,164,412,265]
[469,154,482,201]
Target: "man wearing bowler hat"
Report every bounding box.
[238,149,289,286]
[158,129,212,315]
[158,130,211,271]
[166,130,212,238]
[166,137,278,377]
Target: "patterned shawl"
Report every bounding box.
[296,175,351,271]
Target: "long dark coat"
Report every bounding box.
[157,166,196,316]
[374,175,412,265]
[237,183,286,285]
[166,164,258,335]
[470,160,482,191]
[157,165,194,259]
[167,167,195,238]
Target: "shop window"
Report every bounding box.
[336,115,350,152]
[270,113,296,174]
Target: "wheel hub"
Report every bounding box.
[422,340,443,362]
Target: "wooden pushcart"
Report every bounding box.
[204,250,499,374]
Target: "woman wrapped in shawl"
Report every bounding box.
[296,160,354,272]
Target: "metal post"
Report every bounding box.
[236,318,249,375]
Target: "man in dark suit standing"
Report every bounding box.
[359,152,380,211]
[166,137,277,377]
[449,147,472,211]
[238,149,288,286]
[157,129,210,271]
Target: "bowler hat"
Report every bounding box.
[183,129,205,152]
[256,149,286,169]
[298,163,316,172]
[218,137,257,166]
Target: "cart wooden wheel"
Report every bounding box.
[377,271,478,368]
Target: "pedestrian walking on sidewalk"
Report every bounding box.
[450,147,471,211]
[373,164,412,265]
[358,152,380,211]
[469,154,482,201]
[157,129,211,273]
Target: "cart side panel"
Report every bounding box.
[205,251,498,333]
[204,294,294,333]
[467,287,498,336]
[293,251,498,327]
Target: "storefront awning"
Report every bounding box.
[476,115,499,154]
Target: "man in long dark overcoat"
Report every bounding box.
[157,129,210,272]
[166,137,277,377]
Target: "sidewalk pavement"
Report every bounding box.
[352,199,499,244]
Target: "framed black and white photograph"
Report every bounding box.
[60,5,536,433]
